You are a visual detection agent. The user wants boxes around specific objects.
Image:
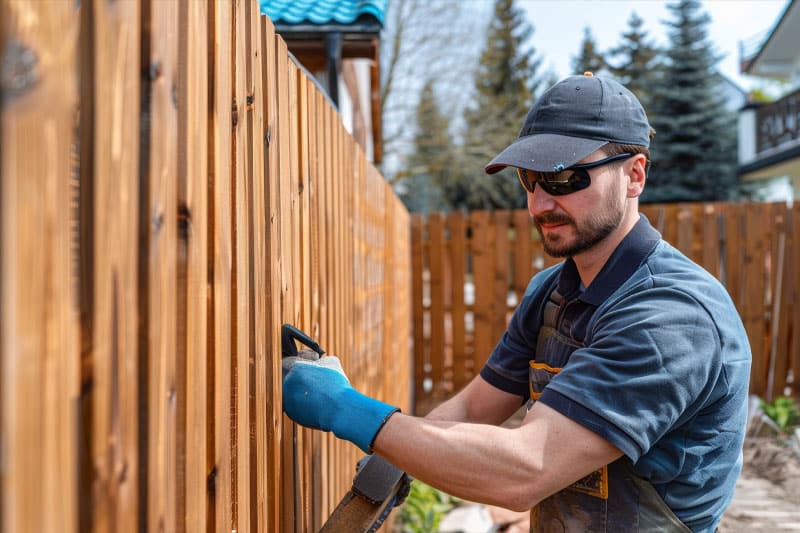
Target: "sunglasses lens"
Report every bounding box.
[517,168,590,196]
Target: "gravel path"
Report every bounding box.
[719,437,800,532]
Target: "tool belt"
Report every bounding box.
[529,288,690,532]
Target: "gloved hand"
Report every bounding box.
[282,350,400,453]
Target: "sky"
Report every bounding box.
[515,0,789,91]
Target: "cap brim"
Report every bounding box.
[484,133,608,174]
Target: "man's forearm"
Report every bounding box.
[373,411,542,511]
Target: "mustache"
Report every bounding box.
[534,213,574,226]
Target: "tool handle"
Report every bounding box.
[281,323,325,358]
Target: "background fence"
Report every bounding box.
[411,202,800,414]
[0,1,411,532]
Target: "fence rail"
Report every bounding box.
[0,1,411,532]
[411,202,800,414]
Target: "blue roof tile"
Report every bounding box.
[260,0,387,26]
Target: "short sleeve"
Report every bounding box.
[480,266,560,399]
[539,282,722,462]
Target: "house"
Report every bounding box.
[738,0,799,199]
[260,0,386,163]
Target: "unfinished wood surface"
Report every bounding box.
[142,0,180,530]
[448,212,468,391]
[0,2,80,532]
[470,211,494,374]
[86,0,142,531]
[493,211,511,346]
[210,1,234,529]
[177,0,210,529]
[428,213,446,394]
[259,15,283,533]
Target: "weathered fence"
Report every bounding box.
[0,1,411,532]
[411,202,800,414]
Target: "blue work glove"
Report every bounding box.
[282,350,400,453]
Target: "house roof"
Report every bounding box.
[260,0,387,26]
[741,0,799,78]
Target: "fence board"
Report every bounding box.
[513,211,533,295]
[259,14,282,533]
[0,2,80,532]
[211,1,234,529]
[177,0,210,529]
[493,211,511,346]
[411,215,426,407]
[428,214,446,394]
[471,211,494,374]
[448,212,468,391]
[768,204,789,399]
[702,204,721,281]
[85,0,142,530]
[142,0,180,529]
[791,204,800,398]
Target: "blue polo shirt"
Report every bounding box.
[481,215,751,532]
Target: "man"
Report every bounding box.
[282,73,751,532]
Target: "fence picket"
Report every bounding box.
[429,214,446,396]
[178,1,210,530]
[0,2,80,531]
[448,212,469,391]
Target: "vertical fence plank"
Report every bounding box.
[428,213,446,397]
[513,211,533,296]
[259,14,282,533]
[448,212,468,392]
[177,0,209,529]
[244,1,265,530]
[84,0,142,530]
[493,211,511,346]
[1,2,80,531]
[210,0,233,529]
[790,203,800,398]
[142,0,180,529]
[231,0,251,529]
[411,215,426,410]
[471,211,494,374]
[743,203,768,395]
[768,203,789,399]
[702,204,721,281]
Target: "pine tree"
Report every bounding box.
[455,0,544,210]
[398,79,452,212]
[607,11,662,111]
[645,0,739,203]
[572,27,607,76]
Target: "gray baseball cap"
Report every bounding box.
[485,73,651,174]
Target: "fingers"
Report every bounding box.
[281,354,350,383]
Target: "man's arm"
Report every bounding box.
[282,355,623,511]
[424,375,523,424]
[374,401,623,511]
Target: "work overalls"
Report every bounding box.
[529,286,692,532]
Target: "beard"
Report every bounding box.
[534,194,625,258]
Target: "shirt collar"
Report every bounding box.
[557,214,661,306]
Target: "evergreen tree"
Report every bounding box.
[572,27,607,76]
[607,11,662,110]
[398,79,452,213]
[645,0,739,203]
[455,0,544,210]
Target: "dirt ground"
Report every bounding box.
[718,436,800,532]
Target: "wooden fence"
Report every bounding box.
[411,202,800,414]
[0,1,411,532]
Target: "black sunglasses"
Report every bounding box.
[516,153,637,196]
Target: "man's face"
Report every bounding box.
[527,151,628,258]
